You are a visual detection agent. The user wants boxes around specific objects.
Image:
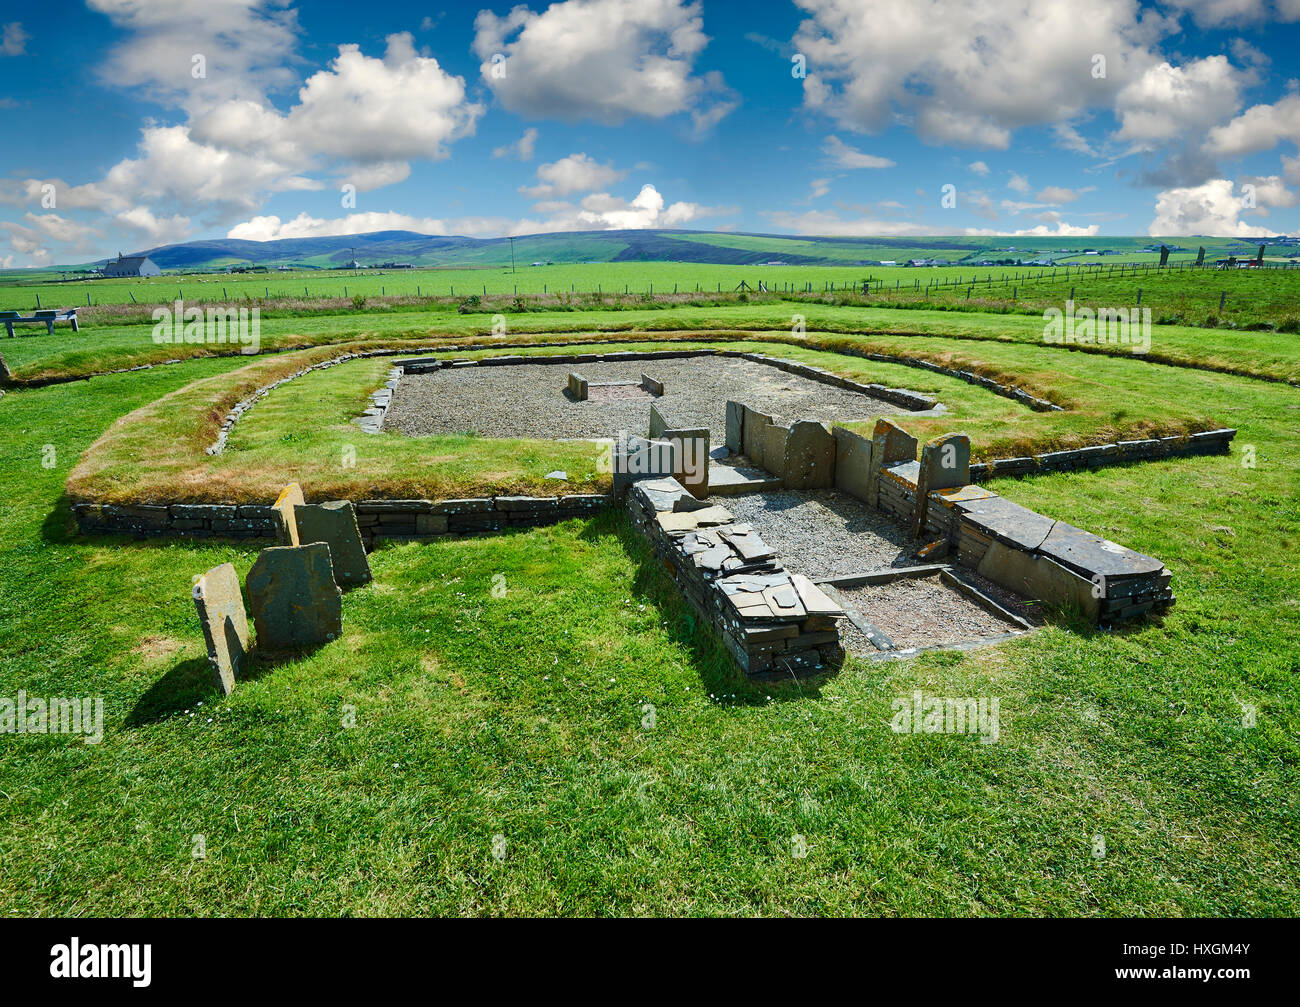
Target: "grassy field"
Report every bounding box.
[5,257,1300,331]
[1,284,1298,916]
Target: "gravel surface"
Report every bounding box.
[837,577,1021,651]
[383,357,900,440]
[723,489,919,579]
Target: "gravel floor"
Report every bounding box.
[383,357,899,440]
[722,489,919,579]
[837,577,1021,652]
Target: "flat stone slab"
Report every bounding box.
[1037,521,1165,580]
[656,505,734,533]
[930,484,996,506]
[295,500,372,586]
[246,543,343,653]
[192,563,250,695]
[957,496,1056,551]
[882,460,920,488]
[978,539,1100,622]
[790,574,843,617]
[708,462,783,495]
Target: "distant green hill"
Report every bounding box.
[6,229,1295,276]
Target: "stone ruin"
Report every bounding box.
[618,397,1191,677]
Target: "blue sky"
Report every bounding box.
[2,0,1300,266]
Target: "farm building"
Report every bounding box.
[101,253,161,277]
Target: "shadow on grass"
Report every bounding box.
[581,506,839,706]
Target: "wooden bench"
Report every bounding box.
[1,308,80,337]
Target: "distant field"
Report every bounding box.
[5,258,1299,333]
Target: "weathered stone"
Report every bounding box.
[725,400,743,454]
[613,435,678,500]
[866,418,917,508]
[790,574,842,617]
[784,420,835,490]
[741,405,773,465]
[358,499,435,514]
[832,426,873,502]
[956,496,1055,551]
[978,540,1100,622]
[245,543,343,652]
[641,373,665,396]
[416,514,449,535]
[761,423,789,477]
[911,433,971,537]
[494,496,560,511]
[661,427,710,498]
[648,402,669,440]
[171,503,236,521]
[272,482,304,546]
[294,500,371,586]
[1037,521,1165,580]
[430,498,489,514]
[656,505,734,533]
[192,563,250,696]
[567,371,588,400]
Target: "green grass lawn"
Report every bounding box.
[1,309,1297,916]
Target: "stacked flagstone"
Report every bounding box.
[626,477,844,677]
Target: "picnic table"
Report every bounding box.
[1,307,79,337]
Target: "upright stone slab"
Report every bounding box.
[295,500,372,586]
[832,426,874,502]
[272,482,305,546]
[725,401,743,454]
[911,433,971,538]
[246,543,342,653]
[648,402,669,440]
[567,372,588,400]
[784,420,835,490]
[192,563,250,695]
[640,373,665,396]
[741,406,773,466]
[762,423,789,477]
[664,427,710,498]
[978,540,1101,623]
[866,419,917,508]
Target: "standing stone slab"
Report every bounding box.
[567,371,588,400]
[246,543,342,653]
[272,482,305,546]
[866,419,917,508]
[725,400,743,454]
[832,426,874,502]
[648,402,669,440]
[911,433,971,538]
[192,563,250,696]
[294,500,372,586]
[762,423,790,478]
[741,405,773,466]
[784,420,835,490]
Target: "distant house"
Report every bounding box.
[101,253,161,277]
